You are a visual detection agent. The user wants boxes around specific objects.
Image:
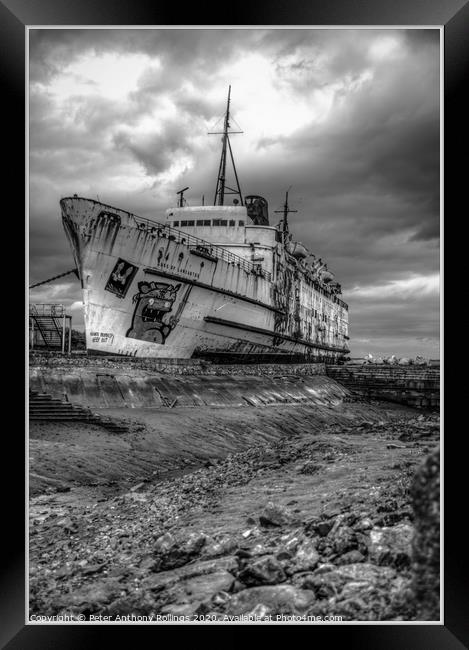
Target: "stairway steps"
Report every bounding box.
[29,390,128,433]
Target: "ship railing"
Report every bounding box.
[133,215,272,282]
[29,303,65,317]
[309,278,348,309]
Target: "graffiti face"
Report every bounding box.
[126,281,181,344]
[105,258,138,298]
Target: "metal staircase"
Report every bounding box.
[29,304,71,351]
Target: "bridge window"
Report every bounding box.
[213,219,227,226]
[196,220,204,226]
[173,220,179,227]
[204,220,211,226]
[181,220,195,227]
[229,219,236,226]
[239,220,245,226]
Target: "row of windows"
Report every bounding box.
[172,219,245,228]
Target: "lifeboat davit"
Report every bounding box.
[286,241,308,259]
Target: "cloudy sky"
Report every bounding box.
[29,28,440,358]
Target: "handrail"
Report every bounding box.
[130,214,272,282]
[29,303,66,317]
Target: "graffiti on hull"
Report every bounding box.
[126,281,181,344]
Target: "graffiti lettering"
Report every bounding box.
[90,332,114,344]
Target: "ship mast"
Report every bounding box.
[208,85,244,206]
[274,189,297,243]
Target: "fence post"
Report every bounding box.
[62,313,66,354]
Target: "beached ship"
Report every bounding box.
[61,88,349,360]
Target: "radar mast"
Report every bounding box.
[274,188,297,243]
[208,86,244,206]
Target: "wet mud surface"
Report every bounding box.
[29,400,439,622]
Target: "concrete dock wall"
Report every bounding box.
[326,365,440,409]
[29,357,347,409]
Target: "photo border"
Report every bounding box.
[3,0,464,645]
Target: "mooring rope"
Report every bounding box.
[29,268,78,289]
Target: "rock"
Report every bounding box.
[153,531,177,554]
[55,517,78,533]
[354,517,373,532]
[305,563,396,600]
[200,534,238,559]
[286,539,320,574]
[159,602,200,617]
[101,591,156,617]
[368,523,414,568]
[142,556,238,594]
[276,529,305,555]
[130,482,146,492]
[169,571,235,605]
[81,563,107,576]
[56,578,122,613]
[410,447,440,620]
[315,520,334,537]
[231,579,246,593]
[188,556,239,576]
[259,502,296,528]
[209,590,231,608]
[298,461,320,475]
[373,508,413,527]
[123,492,148,503]
[141,557,237,615]
[238,555,287,586]
[242,603,272,619]
[153,531,209,570]
[329,525,358,555]
[225,585,315,616]
[236,542,270,559]
[335,550,365,565]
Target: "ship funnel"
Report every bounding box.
[245,195,269,225]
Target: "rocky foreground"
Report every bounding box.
[29,409,440,622]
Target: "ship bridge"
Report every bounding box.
[165,205,278,276]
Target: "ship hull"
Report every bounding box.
[61,197,349,359]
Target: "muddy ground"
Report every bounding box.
[29,399,439,622]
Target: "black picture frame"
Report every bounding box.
[8,0,465,646]
[105,258,139,299]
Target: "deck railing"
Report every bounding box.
[131,214,272,282]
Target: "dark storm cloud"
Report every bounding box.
[28,28,440,356]
[113,120,194,176]
[256,56,439,243]
[29,29,257,84]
